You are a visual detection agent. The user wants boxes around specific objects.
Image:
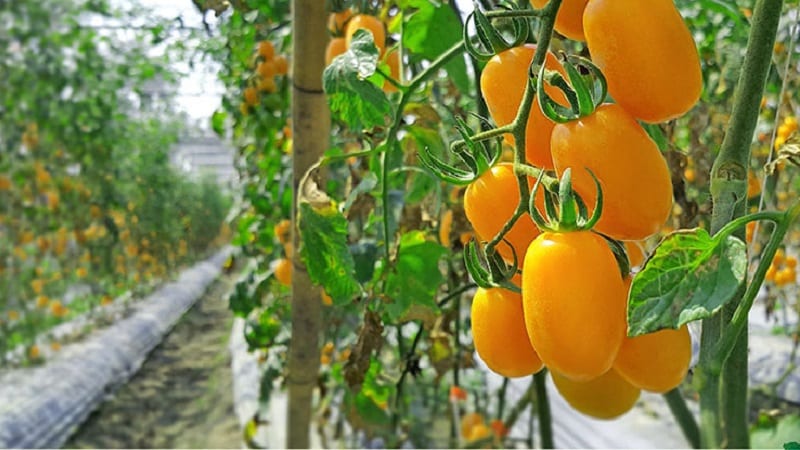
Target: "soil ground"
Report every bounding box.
[66,274,241,449]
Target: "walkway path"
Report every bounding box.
[66,273,240,449]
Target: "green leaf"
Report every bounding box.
[323,30,392,130]
[244,309,281,349]
[642,122,669,152]
[229,275,260,318]
[298,202,362,304]
[384,231,446,323]
[402,0,469,93]
[751,414,800,449]
[344,359,392,430]
[627,229,747,336]
[211,110,227,137]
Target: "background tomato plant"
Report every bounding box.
[200,0,800,447]
[0,0,231,365]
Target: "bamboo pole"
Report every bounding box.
[287,1,329,447]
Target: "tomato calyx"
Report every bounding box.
[537,55,607,123]
[418,116,502,185]
[600,234,632,280]
[464,2,529,61]
[530,167,602,232]
[464,239,521,293]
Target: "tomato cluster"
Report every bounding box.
[467,0,700,420]
[241,40,289,116]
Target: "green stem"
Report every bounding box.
[698,0,784,447]
[486,0,562,256]
[534,370,553,449]
[663,388,701,449]
[714,203,800,370]
[502,376,536,433]
[407,42,464,90]
[497,377,509,419]
[450,124,515,152]
[484,9,543,20]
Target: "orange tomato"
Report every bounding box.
[257,60,276,78]
[328,9,353,35]
[480,44,567,169]
[471,286,544,378]
[273,55,289,75]
[243,87,259,106]
[275,258,292,286]
[583,0,702,123]
[325,37,348,66]
[551,368,641,419]
[382,48,401,93]
[345,14,386,55]
[460,412,485,439]
[625,241,646,269]
[613,324,692,393]
[551,103,673,241]
[274,219,291,245]
[522,230,626,381]
[258,40,275,60]
[530,0,589,41]
[463,163,543,263]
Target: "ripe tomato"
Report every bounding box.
[381,48,401,93]
[328,9,353,35]
[243,87,259,106]
[275,258,292,286]
[325,37,348,66]
[613,323,692,393]
[345,14,386,55]
[522,230,626,381]
[583,0,702,123]
[625,241,645,269]
[258,40,275,60]
[257,60,277,78]
[480,45,567,169]
[460,412,486,440]
[471,286,544,378]
[551,368,641,419]
[530,0,589,41]
[463,163,543,263]
[273,56,289,76]
[550,103,673,241]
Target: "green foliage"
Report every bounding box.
[627,229,747,336]
[323,30,393,131]
[401,0,469,93]
[385,231,447,323]
[0,0,230,364]
[751,414,800,449]
[298,202,362,304]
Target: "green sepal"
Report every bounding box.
[463,239,519,291]
[463,1,529,61]
[529,168,603,233]
[536,55,608,123]
[417,115,500,186]
[599,233,632,280]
